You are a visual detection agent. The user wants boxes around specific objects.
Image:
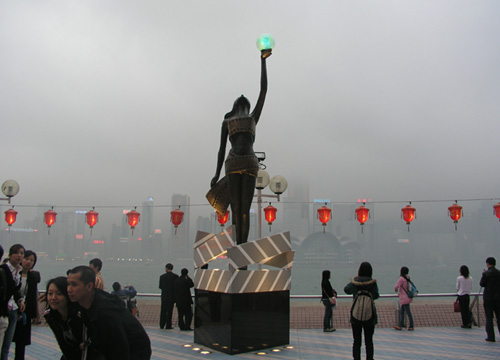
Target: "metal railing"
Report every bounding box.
[134,292,483,327]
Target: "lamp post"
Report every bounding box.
[1,180,20,204]
[255,169,288,239]
[2,180,20,229]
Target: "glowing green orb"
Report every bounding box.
[256,33,275,51]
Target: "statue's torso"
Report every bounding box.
[225,116,255,155]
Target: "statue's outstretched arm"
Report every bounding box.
[211,124,228,187]
[251,50,271,124]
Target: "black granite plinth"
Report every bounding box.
[194,289,290,355]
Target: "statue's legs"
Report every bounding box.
[228,173,256,245]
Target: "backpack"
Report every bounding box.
[351,289,374,322]
[405,280,418,298]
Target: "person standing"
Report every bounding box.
[344,262,379,360]
[159,263,178,330]
[13,250,40,360]
[0,244,25,360]
[0,246,9,349]
[394,266,415,331]
[456,265,473,329]
[89,258,104,290]
[174,269,194,331]
[480,257,500,342]
[321,270,337,332]
[67,266,151,359]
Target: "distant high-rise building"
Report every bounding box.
[141,198,154,260]
[283,182,311,241]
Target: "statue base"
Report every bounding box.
[194,289,290,355]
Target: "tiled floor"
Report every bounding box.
[17,325,500,360]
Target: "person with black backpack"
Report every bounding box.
[344,262,379,360]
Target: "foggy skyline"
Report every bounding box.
[2,1,499,217]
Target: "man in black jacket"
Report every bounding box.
[67,266,151,359]
[159,263,178,329]
[174,268,194,331]
[480,257,500,342]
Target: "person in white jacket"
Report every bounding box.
[456,265,473,328]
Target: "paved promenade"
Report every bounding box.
[17,297,496,359]
[15,325,500,359]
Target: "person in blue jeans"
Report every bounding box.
[394,266,414,331]
[321,270,337,332]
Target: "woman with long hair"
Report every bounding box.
[207,48,271,246]
[321,270,337,332]
[456,265,473,328]
[394,266,415,331]
[344,262,379,360]
[13,250,40,359]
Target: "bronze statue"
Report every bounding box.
[207,49,271,245]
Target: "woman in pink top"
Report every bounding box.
[394,266,414,331]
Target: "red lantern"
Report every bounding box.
[5,208,18,227]
[126,209,140,235]
[494,203,500,221]
[85,209,99,235]
[317,205,332,233]
[355,205,370,233]
[401,205,416,232]
[217,210,230,228]
[264,204,277,231]
[448,202,463,231]
[170,207,184,234]
[44,209,57,234]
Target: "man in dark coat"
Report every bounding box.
[67,266,151,360]
[174,268,194,331]
[480,257,500,342]
[158,263,178,329]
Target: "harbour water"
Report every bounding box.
[35,258,486,296]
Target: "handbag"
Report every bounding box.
[453,300,460,313]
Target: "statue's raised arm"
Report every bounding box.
[251,49,271,124]
[206,46,272,247]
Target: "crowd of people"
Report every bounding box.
[0,241,499,360]
[322,257,500,360]
[0,244,151,359]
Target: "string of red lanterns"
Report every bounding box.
[3,200,500,234]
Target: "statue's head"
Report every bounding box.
[225,95,251,119]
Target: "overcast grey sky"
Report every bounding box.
[1,1,499,215]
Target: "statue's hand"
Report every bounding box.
[261,49,272,59]
[210,175,219,188]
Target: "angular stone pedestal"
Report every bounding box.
[194,289,290,355]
